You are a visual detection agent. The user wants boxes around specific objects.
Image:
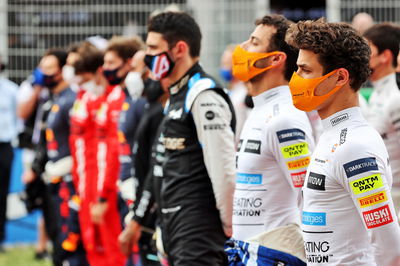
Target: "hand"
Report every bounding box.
[23,169,37,184]
[118,220,141,256]
[223,223,232,238]
[131,50,147,74]
[90,201,108,224]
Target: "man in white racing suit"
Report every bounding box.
[286,19,400,265]
[231,14,315,241]
[363,24,400,214]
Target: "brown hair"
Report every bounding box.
[285,18,371,91]
[106,36,145,61]
[255,14,298,81]
[364,23,400,68]
[74,44,104,74]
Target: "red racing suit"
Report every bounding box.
[94,84,126,266]
[70,89,102,264]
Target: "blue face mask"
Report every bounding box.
[219,68,233,82]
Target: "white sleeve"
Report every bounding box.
[335,142,400,266]
[191,89,236,236]
[16,80,34,103]
[268,114,315,192]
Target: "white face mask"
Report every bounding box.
[125,72,144,100]
[62,65,81,85]
[81,79,105,96]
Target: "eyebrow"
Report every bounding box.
[250,36,261,43]
[297,64,310,69]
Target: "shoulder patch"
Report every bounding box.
[276,128,305,143]
[343,157,378,178]
[185,73,216,112]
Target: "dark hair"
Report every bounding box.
[106,36,145,61]
[44,48,68,69]
[286,18,371,91]
[255,14,298,81]
[363,23,400,67]
[148,12,202,58]
[74,45,104,74]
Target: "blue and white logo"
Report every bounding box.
[236,173,262,185]
[302,211,326,226]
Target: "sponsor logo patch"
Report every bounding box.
[350,174,384,195]
[358,191,387,208]
[281,142,309,158]
[302,211,326,226]
[343,157,378,178]
[307,172,326,191]
[163,137,185,150]
[168,108,183,119]
[304,241,332,263]
[203,124,226,130]
[330,113,349,126]
[287,157,310,170]
[244,139,261,154]
[276,128,305,143]
[236,173,262,185]
[339,128,347,144]
[205,110,215,120]
[362,204,393,228]
[291,171,306,187]
[233,196,263,217]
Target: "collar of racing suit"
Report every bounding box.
[321,106,365,131]
[251,85,290,107]
[371,73,397,94]
[168,62,202,95]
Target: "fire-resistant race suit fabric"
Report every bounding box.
[46,87,88,265]
[94,84,126,266]
[363,73,400,213]
[161,63,236,266]
[70,88,104,266]
[233,85,314,241]
[118,91,146,185]
[118,90,146,221]
[131,108,165,266]
[302,107,400,265]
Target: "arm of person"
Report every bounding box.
[268,113,315,195]
[335,141,400,266]
[191,89,236,237]
[17,84,41,120]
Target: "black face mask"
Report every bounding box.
[103,65,125,85]
[43,73,59,89]
[144,52,175,80]
[144,79,164,102]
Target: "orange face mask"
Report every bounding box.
[232,45,284,82]
[288,70,342,112]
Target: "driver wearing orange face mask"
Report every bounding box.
[286,18,400,266]
[227,14,315,264]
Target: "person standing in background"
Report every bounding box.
[363,23,400,214]
[0,60,18,251]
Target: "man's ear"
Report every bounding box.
[271,52,287,67]
[381,49,393,66]
[172,40,189,59]
[336,68,349,86]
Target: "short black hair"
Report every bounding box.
[44,48,68,69]
[148,12,202,58]
[255,14,298,81]
[363,23,400,67]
